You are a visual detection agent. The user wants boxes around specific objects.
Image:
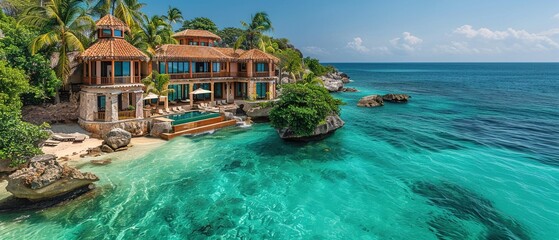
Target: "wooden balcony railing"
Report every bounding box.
[96,111,106,121]
[254,72,270,77]
[83,76,141,85]
[192,72,212,78]
[118,110,136,120]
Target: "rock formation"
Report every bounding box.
[103,128,131,150]
[278,115,345,141]
[382,94,411,103]
[320,72,354,92]
[357,95,384,107]
[150,122,173,138]
[5,155,98,201]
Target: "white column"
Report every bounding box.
[135,91,143,119]
[96,61,101,84]
[105,93,119,122]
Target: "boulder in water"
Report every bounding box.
[382,94,411,103]
[357,95,384,107]
[103,128,131,150]
[5,157,98,201]
[278,115,345,141]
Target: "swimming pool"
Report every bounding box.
[167,111,221,125]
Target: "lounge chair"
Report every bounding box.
[44,140,61,146]
[164,108,173,114]
[177,106,186,112]
[73,135,86,143]
[52,134,75,142]
[180,99,190,103]
[157,109,164,115]
[221,100,227,105]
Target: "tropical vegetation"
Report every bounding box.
[0,61,49,167]
[270,83,342,136]
[142,71,174,108]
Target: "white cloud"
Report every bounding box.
[554,13,559,20]
[346,37,370,53]
[453,25,559,50]
[390,32,423,51]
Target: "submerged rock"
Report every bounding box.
[382,94,411,103]
[6,158,98,201]
[341,87,358,92]
[103,128,131,150]
[278,115,345,141]
[357,95,384,107]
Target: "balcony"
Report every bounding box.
[83,76,141,85]
[95,110,136,121]
[165,71,276,81]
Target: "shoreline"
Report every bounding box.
[0,125,167,202]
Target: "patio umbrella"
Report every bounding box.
[143,92,159,100]
[190,88,212,95]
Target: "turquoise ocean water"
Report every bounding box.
[1,63,558,239]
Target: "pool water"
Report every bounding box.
[166,111,221,125]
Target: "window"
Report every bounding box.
[97,95,106,110]
[194,62,209,72]
[256,63,267,72]
[101,29,112,37]
[159,62,165,73]
[114,30,123,37]
[214,83,223,98]
[114,61,130,76]
[256,82,268,99]
[168,84,184,101]
[212,62,220,72]
[167,62,190,74]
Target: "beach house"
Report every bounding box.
[76,14,279,137]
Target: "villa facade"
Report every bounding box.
[76,14,279,134]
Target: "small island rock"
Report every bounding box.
[103,128,131,150]
[6,158,98,201]
[357,95,384,107]
[278,115,345,141]
[382,94,411,103]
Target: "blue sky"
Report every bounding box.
[141,0,559,62]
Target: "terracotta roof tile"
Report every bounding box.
[238,49,280,63]
[96,14,130,32]
[214,47,245,58]
[154,45,233,61]
[79,38,149,61]
[172,29,221,40]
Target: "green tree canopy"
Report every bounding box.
[270,83,342,136]
[19,0,94,91]
[0,12,60,104]
[217,27,244,48]
[275,48,303,80]
[142,71,174,108]
[304,57,335,76]
[163,6,183,28]
[0,60,49,167]
[179,17,218,33]
[235,12,273,50]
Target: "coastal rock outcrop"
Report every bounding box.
[103,128,131,150]
[321,72,353,92]
[341,87,358,92]
[357,95,384,107]
[382,94,411,103]
[278,115,345,141]
[5,156,98,201]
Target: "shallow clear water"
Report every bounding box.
[1,63,558,239]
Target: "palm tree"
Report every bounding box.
[136,15,176,57]
[234,12,273,50]
[162,6,183,28]
[91,0,145,28]
[20,0,94,93]
[300,72,324,86]
[142,71,174,110]
[258,35,279,53]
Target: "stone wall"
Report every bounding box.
[79,119,149,138]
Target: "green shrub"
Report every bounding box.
[270,83,342,136]
[0,61,49,167]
